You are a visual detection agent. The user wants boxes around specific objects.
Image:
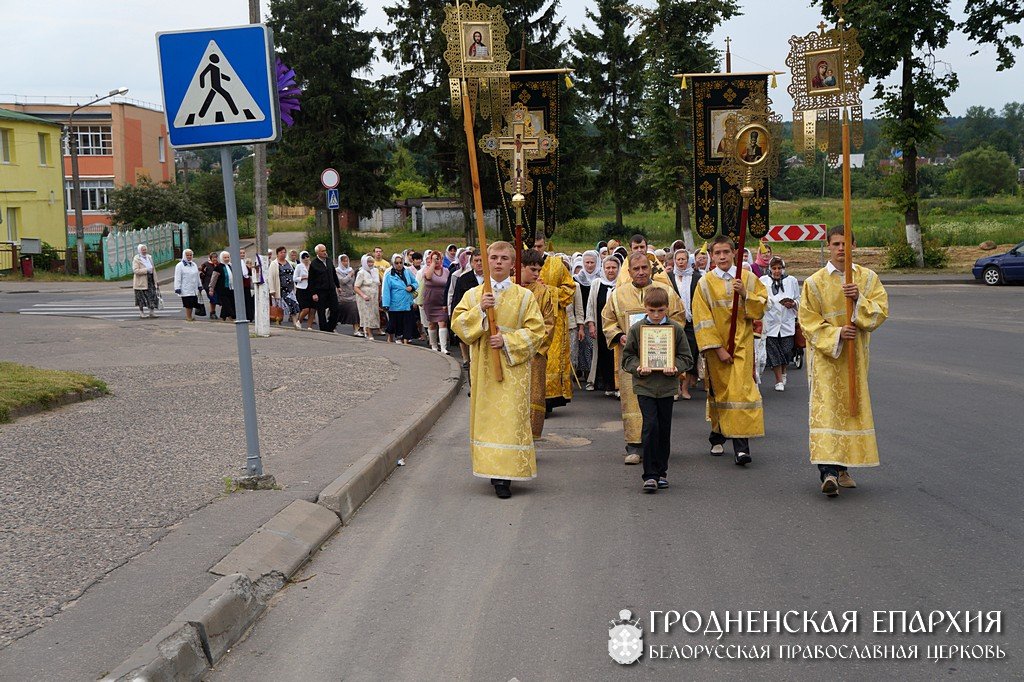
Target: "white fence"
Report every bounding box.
[358,208,405,232]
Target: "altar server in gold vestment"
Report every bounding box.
[452,241,546,499]
[798,226,888,497]
[520,248,556,439]
[602,251,685,465]
[692,235,768,466]
[533,235,576,411]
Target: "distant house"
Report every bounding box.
[0,108,66,248]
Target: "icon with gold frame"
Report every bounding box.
[640,325,676,372]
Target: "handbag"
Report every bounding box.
[270,304,284,323]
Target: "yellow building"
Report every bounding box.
[0,108,66,248]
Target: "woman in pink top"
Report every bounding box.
[422,251,451,355]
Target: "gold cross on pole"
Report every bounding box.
[479,102,557,196]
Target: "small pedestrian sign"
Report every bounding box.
[157,24,280,149]
[327,189,340,210]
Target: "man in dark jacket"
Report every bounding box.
[308,243,341,332]
[449,250,484,368]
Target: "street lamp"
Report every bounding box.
[67,86,129,275]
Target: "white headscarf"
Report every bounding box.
[336,254,353,278]
[575,250,601,286]
[597,259,619,288]
[137,244,154,272]
[360,254,379,281]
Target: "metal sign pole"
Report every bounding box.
[330,206,336,258]
[221,146,264,477]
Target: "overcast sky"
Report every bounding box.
[2,0,1020,119]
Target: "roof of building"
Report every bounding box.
[0,108,62,127]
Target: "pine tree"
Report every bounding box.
[571,0,647,229]
[633,0,740,246]
[267,0,389,217]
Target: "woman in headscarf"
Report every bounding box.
[132,244,160,318]
[382,252,419,344]
[173,249,201,321]
[666,247,701,399]
[354,254,382,341]
[441,243,458,269]
[759,255,800,392]
[574,250,600,388]
[585,255,620,395]
[751,240,773,277]
[336,254,361,335]
[293,250,316,330]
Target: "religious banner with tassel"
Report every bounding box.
[786,0,866,414]
[491,71,562,244]
[680,72,777,241]
[442,1,512,130]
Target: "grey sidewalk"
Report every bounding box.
[0,313,458,680]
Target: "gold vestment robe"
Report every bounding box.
[452,283,546,480]
[601,280,685,445]
[799,264,888,466]
[524,281,556,438]
[540,255,576,404]
[692,269,767,439]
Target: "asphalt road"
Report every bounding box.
[199,284,1021,680]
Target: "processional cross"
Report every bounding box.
[479,102,557,280]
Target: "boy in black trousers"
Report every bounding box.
[621,287,692,493]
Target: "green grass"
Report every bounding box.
[0,362,108,423]
[0,270,106,283]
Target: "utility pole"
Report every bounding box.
[250,0,269,257]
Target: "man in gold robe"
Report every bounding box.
[521,249,556,439]
[799,226,888,496]
[692,235,768,466]
[602,251,686,464]
[452,241,546,499]
[534,235,575,411]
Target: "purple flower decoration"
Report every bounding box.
[277,58,302,127]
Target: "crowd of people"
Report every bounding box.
[155,228,887,501]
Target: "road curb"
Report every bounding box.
[318,348,464,523]
[101,345,464,681]
[5,387,106,423]
[881,277,977,286]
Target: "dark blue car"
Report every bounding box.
[973,241,1024,285]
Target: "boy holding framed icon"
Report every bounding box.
[621,287,692,493]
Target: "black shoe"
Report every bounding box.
[494,484,511,499]
[734,452,752,466]
[657,477,669,489]
[210,313,218,320]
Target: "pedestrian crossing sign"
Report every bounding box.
[157,24,280,149]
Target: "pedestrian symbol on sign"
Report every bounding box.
[173,40,265,127]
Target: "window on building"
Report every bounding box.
[64,125,113,156]
[5,207,19,242]
[0,128,12,163]
[65,179,115,212]
[158,136,166,163]
[38,132,51,165]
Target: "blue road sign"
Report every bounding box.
[157,24,280,149]
[327,188,340,210]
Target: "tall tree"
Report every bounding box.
[632,0,740,247]
[267,0,389,234]
[818,0,1023,265]
[571,0,647,228]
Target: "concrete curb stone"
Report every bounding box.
[318,348,464,523]
[5,387,106,422]
[101,346,464,681]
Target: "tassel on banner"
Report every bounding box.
[680,76,687,90]
[564,74,574,89]
[771,73,777,88]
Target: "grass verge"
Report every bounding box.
[0,362,108,423]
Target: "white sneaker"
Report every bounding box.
[774,382,785,392]
[782,373,788,386]
[710,444,724,455]
[441,348,450,355]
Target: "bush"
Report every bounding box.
[557,219,600,245]
[600,221,635,242]
[304,231,355,259]
[799,204,824,219]
[923,240,950,268]
[32,242,63,271]
[884,241,918,269]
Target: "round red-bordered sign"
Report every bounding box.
[320,168,340,189]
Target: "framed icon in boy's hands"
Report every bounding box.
[640,325,675,372]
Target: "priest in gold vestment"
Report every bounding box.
[798,226,888,496]
[452,241,546,499]
[602,251,686,464]
[692,235,767,466]
[521,249,556,439]
[533,235,576,411]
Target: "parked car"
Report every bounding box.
[973,241,1024,285]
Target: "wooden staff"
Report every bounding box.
[462,90,503,381]
[726,186,754,357]
[841,111,857,415]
